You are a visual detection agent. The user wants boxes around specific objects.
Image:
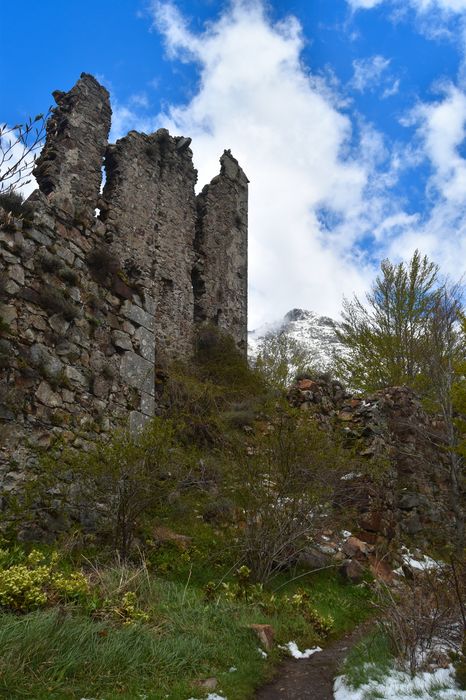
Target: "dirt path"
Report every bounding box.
[255,623,371,700]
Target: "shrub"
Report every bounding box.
[229,401,350,582]
[254,331,315,391]
[59,266,79,286]
[37,251,62,274]
[38,287,80,321]
[0,549,89,613]
[42,418,188,560]
[375,565,463,675]
[87,246,120,281]
[194,324,264,397]
[0,191,33,218]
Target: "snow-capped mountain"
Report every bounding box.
[248,308,344,372]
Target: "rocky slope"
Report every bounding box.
[248,308,344,371]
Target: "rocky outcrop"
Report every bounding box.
[289,378,453,549]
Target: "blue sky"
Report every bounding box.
[2,0,466,327]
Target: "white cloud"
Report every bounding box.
[382,83,466,276]
[351,55,391,92]
[348,0,466,14]
[129,92,150,109]
[382,78,400,98]
[413,83,466,202]
[348,0,384,8]
[142,0,390,327]
[0,125,40,198]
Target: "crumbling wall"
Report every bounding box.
[101,129,197,360]
[33,73,111,220]
[195,151,248,352]
[0,73,249,519]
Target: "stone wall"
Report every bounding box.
[288,378,454,550]
[0,73,248,494]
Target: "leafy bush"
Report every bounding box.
[229,402,349,582]
[0,549,89,612]
[255,331,315,390]
[195,324,265,397]
[43,418,188,560]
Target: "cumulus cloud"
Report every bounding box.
[140,0,394,327]
[412,84,466,202]
[384,83,466,273]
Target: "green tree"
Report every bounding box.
[254,331,314,390]
[336,251,441,392]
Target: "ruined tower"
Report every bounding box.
[0,73,248,472]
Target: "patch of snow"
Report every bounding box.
[248,308,345,372]
[395,547,444,575]
[340,473,362,481]
[279,641,322,659]
[188,695,227,700]
[334,664,466,699]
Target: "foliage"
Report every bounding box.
[336,250,446,392]
[205,571,334,639]
[37,287,80,321]
[0,114,49,195]
[0,546,370,700]
[373,564,463,676]
[254,331,315,390]
[42,418,188,560]
[0,190,33,218]
[0,549,89,612]
[227,401,353,582]
[194,324,265,398]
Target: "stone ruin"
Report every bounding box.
[0,73,248,487]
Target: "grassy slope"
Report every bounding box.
[0,338,375,698]
[0,545,372,700]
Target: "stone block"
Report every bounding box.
[140,392,155,416]
[134,326,155,362]
[112,330,133,351]
[129,410,150,434]
[36,381,62,408]
[120,351,155,396]
[121,301,155,332]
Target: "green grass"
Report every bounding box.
[339,627,395,690]
[0,582,269,699]
[0,556,372,700]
